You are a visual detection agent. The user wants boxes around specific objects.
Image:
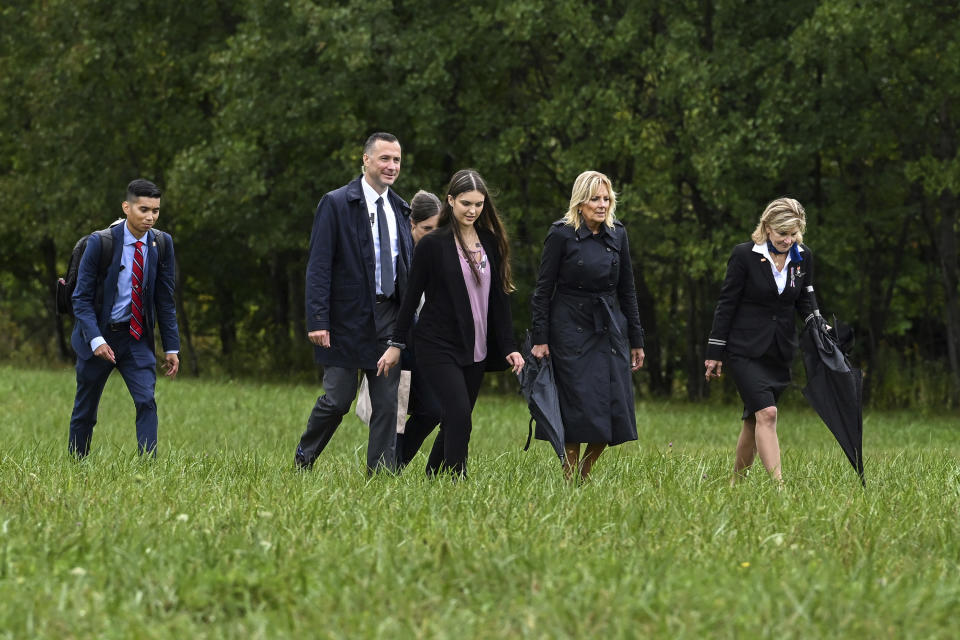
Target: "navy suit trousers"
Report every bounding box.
[69,326,158,457]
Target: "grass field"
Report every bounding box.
[1,364,958,639]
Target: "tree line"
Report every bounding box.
[1,0,958,408]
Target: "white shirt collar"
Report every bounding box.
[360,175,390,209]
[752,242,803,262]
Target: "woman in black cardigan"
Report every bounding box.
[704,197,821,486]
[378,169,523,477]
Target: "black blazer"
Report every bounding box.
[393,226,517,371]
[706,241,819,362]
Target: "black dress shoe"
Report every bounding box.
[294,445,314,471]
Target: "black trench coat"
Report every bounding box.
[531,220,645,445]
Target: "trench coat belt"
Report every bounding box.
[556,287,623,337]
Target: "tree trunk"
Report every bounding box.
[292,256,306,345]
[935,192,960,406]
[861,210,913,405]
[271,252,292,369]
[42,236,71,360]
[218,285,237,356]
[633,256,666,396]
[685,276,708,401]
[174,256,200,376]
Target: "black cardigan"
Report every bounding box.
[392,226,518,371]
[706,241,820,362]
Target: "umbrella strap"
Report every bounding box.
[524,416,534,451]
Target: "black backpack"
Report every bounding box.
[56,222,168,317]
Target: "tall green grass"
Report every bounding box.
[1,365,958,638]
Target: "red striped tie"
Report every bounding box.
[129,240,145,341]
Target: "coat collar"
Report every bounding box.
[575,220,612,240]
[575,219,620,251]
[345,174,411,216]
[752,241,803,262]
[345,175,365,203]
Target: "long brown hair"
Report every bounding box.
[438,169,515,293]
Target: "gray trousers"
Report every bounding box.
[298,300,400,472]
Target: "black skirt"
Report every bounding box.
[727,342,792,420]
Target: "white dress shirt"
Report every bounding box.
[752,242,804,294]
[360,177,399,296]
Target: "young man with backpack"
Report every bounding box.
[68,179,180,457]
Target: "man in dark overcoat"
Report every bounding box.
[294,132,413,473]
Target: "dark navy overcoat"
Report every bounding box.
[530,220,644,445]
[305,175,413,369]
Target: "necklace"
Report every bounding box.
[460,240,485,270]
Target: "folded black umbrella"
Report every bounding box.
[517,332,565,461]
[800,316,865,486]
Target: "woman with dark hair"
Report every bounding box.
[530,170,645,481]
[704,197,820,486]
[378,169,523,477]
[408,190,441,244]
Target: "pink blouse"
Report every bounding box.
[459,247,491,362]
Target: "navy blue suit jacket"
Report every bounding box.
[305,175,413,369]
[71,222,180,360]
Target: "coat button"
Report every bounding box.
[612,259,618,265]
[578,303,584,309]
[606,247,611,252]
[772,315,778,321]
[578,284,583,289]
[611,348,616,354]
[578,260,583,266]
[577,327,583,333]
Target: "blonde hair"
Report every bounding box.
[751,197,806,245]
[563,171,617,230]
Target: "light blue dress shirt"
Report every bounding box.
[89,224,165,353]
[110,224,149,323]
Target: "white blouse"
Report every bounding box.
[752,243,801,295]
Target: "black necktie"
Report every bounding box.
[376,196,394,297]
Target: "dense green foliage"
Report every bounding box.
[1,366,959,638]
[1,1,959,407]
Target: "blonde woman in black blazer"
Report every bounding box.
[704,197,821,485]
[378,169,523,477]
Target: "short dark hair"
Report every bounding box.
[126,179,162,202]
[363,132,399,155]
